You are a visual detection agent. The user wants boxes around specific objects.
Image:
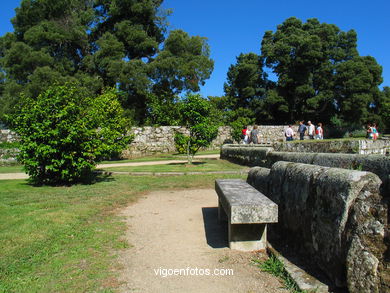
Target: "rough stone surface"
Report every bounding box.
[215,179,278,224]
[0,129,18,143]
[247,162,387,292]
[0,148,19,166]
[221,145,274,167]
[221,145,390,196]
[273,139,390,155]
[267,243,329,293]
[215,179,278,251]
[0,125,294,159]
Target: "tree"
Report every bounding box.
[378,87,390,133]
[177,94,218,164]
[224,53,267,110]
[261,17,383,126]
[8,84,131,185]
[0,0,214,124]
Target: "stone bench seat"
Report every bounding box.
[215,179,278,251]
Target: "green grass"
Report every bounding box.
[99,149,220,164]
[0,173,245,293]
[98,159,246,173]
[0,165,24,173]
[253,255,303,293]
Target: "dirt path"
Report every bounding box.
[117,189,287,293]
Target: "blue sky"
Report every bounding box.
[1,0,389,97]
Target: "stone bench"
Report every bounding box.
[215,179,278,251]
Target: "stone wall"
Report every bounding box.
[247,162,388,292]
[0,148,19,166]
[273,139,390,155]
[221,145,390,193]
[0,130,18,143]
[121,125,294,158]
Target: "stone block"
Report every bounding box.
[247,161,387,291]
[215,179,278,251]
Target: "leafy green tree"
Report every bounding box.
[151,30,214,96]
[0,0,214,125]
[145,93,181,126]
[378,87,390,133]
[224,53,267,110]
[8,84,131,185]
[178,94,219,164]
[261,17,383,126]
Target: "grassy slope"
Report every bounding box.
[0,173,245,293]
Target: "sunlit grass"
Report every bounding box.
[0,173,244,293]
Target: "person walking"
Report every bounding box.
[241,126,249,144]
[315,123,324,139]
[307,121,315,139]
[372,123,379,140]
[250,125,260,144]
[298,121,307,140]
[285,125,295,141]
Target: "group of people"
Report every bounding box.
[367,123,379,140]
[241,121,324,144]
[241,125,259,144]
[285,121,323,141]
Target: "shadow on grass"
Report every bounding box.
[168,162,206,166]
[22,172,115,187]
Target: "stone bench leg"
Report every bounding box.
[228,223,267,251]
[218,199,228,222]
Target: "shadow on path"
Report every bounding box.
[201,207,228,249]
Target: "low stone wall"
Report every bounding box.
[121,126,233,158]
[273,139,390,155]
[247,162,388,292]
[0,148,19,166]
[121,125,296,158]
[221,145,390,193]
[0,130,18,143]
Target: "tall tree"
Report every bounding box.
[224,52,267,109]
[0,0,214,124]
[261,17,383,125]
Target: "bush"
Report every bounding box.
[0,142,19,149]
[343,129,367,138]
[8,84,132,185]
[174,132,197,154]
[179,94,219,163]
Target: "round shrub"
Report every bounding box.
[9,84,132,185]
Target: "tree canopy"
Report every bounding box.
[0,0,214,124]
[223,17,387,132]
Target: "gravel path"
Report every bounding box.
[117,188,287,293]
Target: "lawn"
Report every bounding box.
[0,165,24,173]
[0,173,245,293]
[99,149,220,164]
[98,159,247,173]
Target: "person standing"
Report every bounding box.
[241,126,249,144]
[315,123,324,139]
[250,125,260,144]
[372,123,378,140]
[307,121,315,139]
[298,121,307,140]
[285,125,294,141]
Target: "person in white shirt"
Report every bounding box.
[307,121,315,139]
[315,123,323,139]
[285,125,294,141]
